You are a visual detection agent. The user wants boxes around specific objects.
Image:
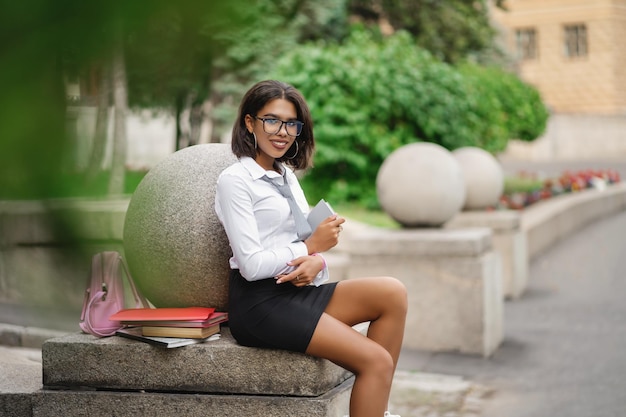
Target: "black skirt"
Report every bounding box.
[228,269,337,353]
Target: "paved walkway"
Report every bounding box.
[398,208,626,417]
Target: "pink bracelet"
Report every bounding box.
[311,253,326,269]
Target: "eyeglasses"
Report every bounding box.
[254,116,304,137]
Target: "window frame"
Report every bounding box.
[515,27,539,60]
[563,23,588,58]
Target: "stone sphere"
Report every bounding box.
[377,142,465,227]
[452,147,504,210]
[123,143,237,310]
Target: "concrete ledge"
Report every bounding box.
[522,182,626,260]
[0,323,69,349]
[324,251,351,282]
[348,227,492,256]
[346,227,503,357]
[32,377,352,417]
[0,393,33,417]
[446,210,528,299]
[447,210,521,231]
[0,198,129,246]
[43,326,359,397]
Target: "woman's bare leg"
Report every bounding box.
[326,277,407,368]
[306,276,407,416]
[306,313,395,416]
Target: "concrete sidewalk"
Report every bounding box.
[0,345,42,393]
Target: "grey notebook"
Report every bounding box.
[307,199,335,230]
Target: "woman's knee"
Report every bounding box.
[381,276,408,313]
[355,343,395,378]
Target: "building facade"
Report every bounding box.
[492,0,626,114]
[492,0,626,160]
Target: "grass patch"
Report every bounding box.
[503,176,543,194]
[332,202,400,229]
[0,170,148,200]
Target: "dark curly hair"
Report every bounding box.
[231,80,314,171]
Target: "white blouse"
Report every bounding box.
[215,157,329,286]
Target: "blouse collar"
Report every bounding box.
[240,156,286,182]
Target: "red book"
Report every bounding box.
[110,307,215,323]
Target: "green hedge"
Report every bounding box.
[458,64,549,142]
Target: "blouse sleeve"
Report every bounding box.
[216,172,308,281]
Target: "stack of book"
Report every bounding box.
[110,307,228,348]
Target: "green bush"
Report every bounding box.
[266,28,546,207]
[459,64,549,142]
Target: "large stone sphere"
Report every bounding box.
[123,143,237,310]
[452,147,504,210]
[377,142,465,227]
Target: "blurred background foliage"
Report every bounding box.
[0,0,546,207]
[266,28,547,207]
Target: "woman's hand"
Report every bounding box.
[275,254,326,286]
[304,215,345,254]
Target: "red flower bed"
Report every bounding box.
[498,169,621,210]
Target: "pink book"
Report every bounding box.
[122,312,228,328]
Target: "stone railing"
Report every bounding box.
[521,182,626,260]
[444,182,626,301]
[342,226,503,357]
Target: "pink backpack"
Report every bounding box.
[79,251,150,337]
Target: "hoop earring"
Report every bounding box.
[285,140,299,159]
[251,132,258,149]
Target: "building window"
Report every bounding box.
[515,28,538,60]
[564,24,587,57]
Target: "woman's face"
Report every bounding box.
[245,98,299,171]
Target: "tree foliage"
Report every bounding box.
[121,0,348,145]
[349,0,506,64]
[122,2,247,148]
[0,1,107,199]
[206,0,348,139]
[0,0,348,198]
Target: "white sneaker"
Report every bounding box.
[384,412,401,417]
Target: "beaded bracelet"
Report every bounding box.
[311,252,326,269]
